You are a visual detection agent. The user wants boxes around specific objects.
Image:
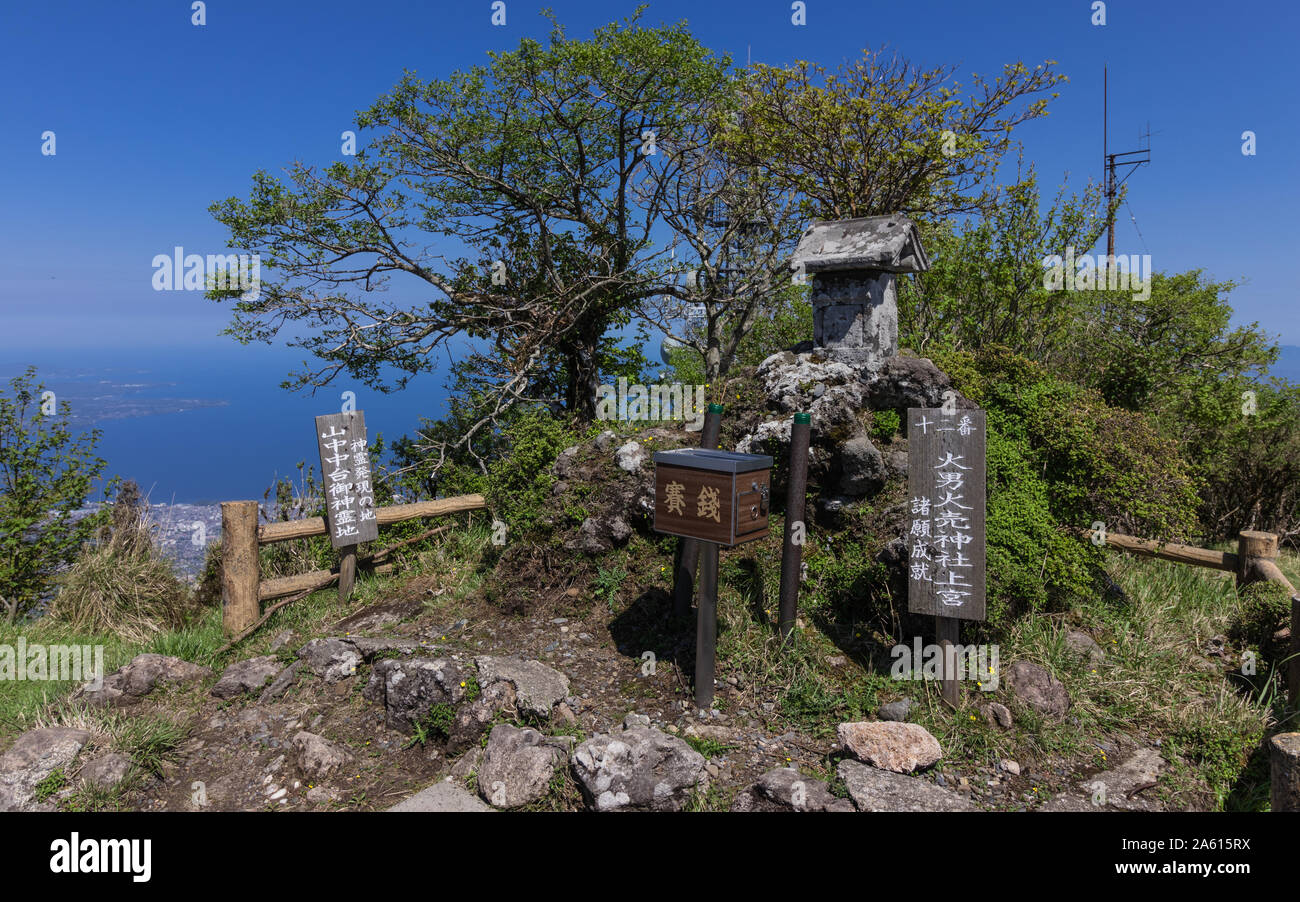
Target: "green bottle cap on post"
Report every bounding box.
[707,403,725,414]
[794,412,811,425]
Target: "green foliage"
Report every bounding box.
[593,564,626,612]
[0,368,112,622]
[407,703,456,747]
[34,768,68,802]
[482,408,576,535]
[721,52,1066,220]
[899,168,1106,356]
[869,409,900,444]
[935,348,1201,541]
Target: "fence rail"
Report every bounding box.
[220,494,487,636]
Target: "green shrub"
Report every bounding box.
[870,409,900,444]
[484,409,576,534]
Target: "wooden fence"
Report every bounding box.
[1082,526,1299,708]
[219,495,487,636]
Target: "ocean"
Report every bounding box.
[0,344,452,506]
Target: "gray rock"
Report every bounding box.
[258,661,303,704]
[388,781,494,812]
[476,724,561,809]
[79,752,132,789]
[333,599,424,634]
[572,727,707,811]
[981,702,1014,729]
[614,441,647,472]
[865,356,960,412]
[838,434,887,496]
[75,653,211,707]
[364,657,468,734]
[838,721,942,773]
[212,656,282,699]
[349,636,422,660]
[1079,748,1164,801]
[291,731,354,782]
[622,713,652,731]
[1005,660,1071,717]
[446,680,517,754]
[1064,630,1105,665]
[474,656,569,719]
[0,727,91,811]
[297,638,362,683]
[837,760,974,812]
[568,516,633,554]
[269,630,295,652]
[876,698,913,722]
[756,767,853,812]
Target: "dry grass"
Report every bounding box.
[45,486,198,643]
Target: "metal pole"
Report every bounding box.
[674,403,724,616]
[695,541,719,709]
[779,412,811,639]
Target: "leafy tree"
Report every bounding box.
[899,165,1108,356]
[718,48,1066,220]
[0,368,111,622]
[208,12,731,439]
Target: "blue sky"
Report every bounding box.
[1,0,1297,352]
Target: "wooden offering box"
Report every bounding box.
[653,449,773,547]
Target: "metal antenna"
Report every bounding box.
[1103,66,1151,260]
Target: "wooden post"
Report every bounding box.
[1291,594,1300,712]
[695,541,719,710]
[936,616,960,710]
[338,545,358,603]
[673,403,724,617]
[778,412,811,639]
[221,501,260,636]
[1237,530,1279,588]
[1270,732,1300,812]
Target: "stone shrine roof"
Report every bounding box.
[792,214,930,274]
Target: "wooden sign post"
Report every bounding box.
[653,448,772,708]
[906,408,987,709]
[314,411,379,603]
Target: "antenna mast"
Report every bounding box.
[1103,66,1151,260]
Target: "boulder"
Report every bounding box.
[258,661,303,704]
[333,599,424,634]
[79,752,132,789]
[1005,660,1071,717]
[474,656,569,719]
[837,721,942,773]
[75,653,211,707]
[864,356,959,412]
[980,702,1014,730]
[291,731,354,782]
[0,727,90,811]
[211,656,282,699]
[571,727,707,811]
[389,780,493,812]
[755,767,854,812]
[838,434,887,496]
[476,724,561,809]
[1064,630,1105,666]
[837,760,975,812]
[364,657,468,733]
[614,441,647,473]
[446,680,517,754]
[297,638,362,683]
[876,698,913,723]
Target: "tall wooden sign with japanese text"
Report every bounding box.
[314,411,379,548]
[906,408,986,621]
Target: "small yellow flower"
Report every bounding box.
[460,681,466,688]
